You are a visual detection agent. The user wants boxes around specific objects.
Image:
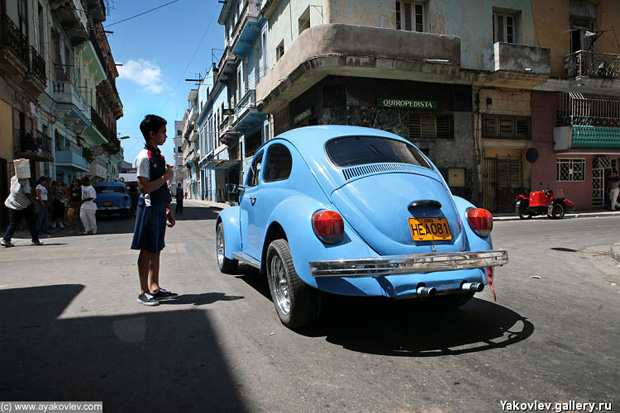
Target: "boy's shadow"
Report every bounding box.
[160,292,244,306]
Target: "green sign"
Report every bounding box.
[294,107,313,124]
[377,98,437,110]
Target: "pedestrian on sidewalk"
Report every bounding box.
[52,179,68,229]
[175,183,183,215]
[80,177,97,235]
[35,176,50,237]
[67,178,84,234]
[609,171,620,211]
[131,114,178,306]
[2,174,42,247]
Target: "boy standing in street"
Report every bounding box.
[131,114,178,306]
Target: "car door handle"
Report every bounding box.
[249,196,257,206]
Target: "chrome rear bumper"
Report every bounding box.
[309,250,508,278]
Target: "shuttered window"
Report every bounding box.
[482,115,530,139]
[409,113,453,139]
[496,158,522,188]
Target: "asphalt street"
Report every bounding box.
[0,201,618,412]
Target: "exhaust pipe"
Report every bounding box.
[417,286,437,296]
[462,282,484,292]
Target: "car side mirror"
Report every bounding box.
[226,183,239,194]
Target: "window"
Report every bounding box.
[557,159,585,182]
[264,144,293,182]
[299,7,310,34]
[247,151,264,187]
[396,1,424,32]
[326,136,431,169]
[482,115,530,139]
[276,41,285,61]
[260,26,268,76]
[494,12,516,43]
[409,114,454,139]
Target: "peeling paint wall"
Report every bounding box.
[427,0,535,70]
[328,0,394,28]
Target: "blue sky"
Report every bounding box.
[105,0,224,165]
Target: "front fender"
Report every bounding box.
[217,206,241,260]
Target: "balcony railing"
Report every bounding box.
[29,46,46,83]
[90,106,111,142]
[0,13,28,67]
[52,80,90,118]
[15,129,54,161]
[564,50,620,80]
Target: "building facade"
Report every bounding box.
[0,0,123,226]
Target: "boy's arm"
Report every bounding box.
[137,165,174,194]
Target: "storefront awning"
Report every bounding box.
[204,159,241,170]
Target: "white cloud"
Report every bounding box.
[117,59,165,93]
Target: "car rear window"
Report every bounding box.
[326,136,431,169]
[95,186,125,194]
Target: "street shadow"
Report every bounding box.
[173,205,221,222]
[0,285,248,412]
[304,295,534,357]
[160,292,244,306]
[233,266,534,357]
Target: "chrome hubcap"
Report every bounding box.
[216,228,225,266]
[270,254,290,316]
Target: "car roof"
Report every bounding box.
[260,125,436,191]
[94,182,126,186]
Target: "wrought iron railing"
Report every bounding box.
[90,106,111,141]
[564,50,620,80]
[0,13,28,66]
[29,46,46,83]
[16,129,53,159]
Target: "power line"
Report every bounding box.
[106,0,180,28]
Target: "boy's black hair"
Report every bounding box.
[140,114,167,141]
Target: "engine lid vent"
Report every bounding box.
[342,163,421,181]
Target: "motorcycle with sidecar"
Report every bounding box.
[515,184,576,219]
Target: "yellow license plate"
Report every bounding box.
[408,217,452,241]
[104,202,112,207]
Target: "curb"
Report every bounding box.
[612,243,620,263]
[493,211,620,222]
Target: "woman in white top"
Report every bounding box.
[35,176,50,236]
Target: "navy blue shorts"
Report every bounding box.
[131,203,167,253]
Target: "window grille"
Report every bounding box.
[557,158,585,182]
[409,113,453,139]
[482,115,530,139]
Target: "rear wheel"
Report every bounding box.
[266,239,321,329]
[216,222,238,274]
[551,203,565,219]
[518,202,532,219]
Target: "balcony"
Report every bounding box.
[564,50,620,80]
[482,42,550,88]
[218,47,238,83]
[15,129,54,162]
[554,125,620,150]
[220,0,261,55]
[52,80,91,130]
[55,150,90,171]
[0,13,28,75]
[257,24,462,113]
[24,46,47,92]
[90,156,108,179]
[50,0,88,45]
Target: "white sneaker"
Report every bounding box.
[60,223,65,228]
[52,223,57,229]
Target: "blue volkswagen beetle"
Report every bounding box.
[216,126,508,328]
[94,182,131,218]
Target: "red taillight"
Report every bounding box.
[466,208,493,237]
[312,210,344,244]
